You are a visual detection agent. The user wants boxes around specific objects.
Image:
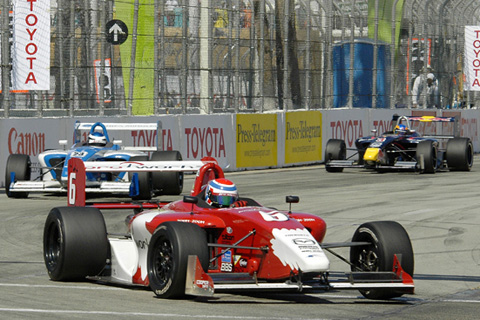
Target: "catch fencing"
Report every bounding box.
[1,0,480,117]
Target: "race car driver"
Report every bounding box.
[205,178,247,208]
[394,124,408,135]
[88,132,108,146]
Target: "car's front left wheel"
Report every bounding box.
[350,221,414,300]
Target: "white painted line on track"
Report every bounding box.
[0,308,329,320]
[0,283,127,291]
[441,299,480,303]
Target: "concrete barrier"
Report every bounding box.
[1,108,478,187]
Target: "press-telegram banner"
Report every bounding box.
[464,26,480,91]
[12,0,50,90]
[236,114,277,168]
[285,111,322,164]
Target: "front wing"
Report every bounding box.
[326,159,420,171]
[185,255,414,297]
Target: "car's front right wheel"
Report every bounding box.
[43,206,108,281]
[5,154,31,198]
[147,221,209,298]
[325,139,346,172]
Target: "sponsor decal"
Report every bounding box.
[236,114,277,168]
[131,128,173,151]
[136,238,149,249]
[270,228,329,272]
[221,234,234,241]
[464,27,480,90]
[285,111,322,163]
[330,119,364,146]
[8,127,46,156]
[195,280,211,289]
[221,250,232,263]
[372,119,393,134]
[239,258,248,268]
[184,127,226,158]
[259,210,289,222]
[12,0,51,90]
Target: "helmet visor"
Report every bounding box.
[211,194,236,206]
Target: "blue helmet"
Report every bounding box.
[205,178,238,207]
[394,124,408,134]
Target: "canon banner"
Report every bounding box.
[464,26,480,91]
[12,0,50,90]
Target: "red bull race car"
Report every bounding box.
[5,121,183,200]
[325,115,473,173]
[43,157,414,300]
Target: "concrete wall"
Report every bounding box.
[1,108,478,187]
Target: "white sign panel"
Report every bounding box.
[12,0,50,90]
[464,26,480,91]
[179,115,234,169]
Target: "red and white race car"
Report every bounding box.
[43,158,414,300]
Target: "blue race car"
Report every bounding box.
[5,121,183,200]
[325,115,474,173]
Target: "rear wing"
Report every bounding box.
[67,157,215,207]
[74,121,163,151]
[392,115,460,138]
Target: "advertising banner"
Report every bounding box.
[179,115,233,169]
[12,0,50,90]
[464,26,480,91]
[285,111,322,164]
[116,1,155,115]
[236,114,277,168]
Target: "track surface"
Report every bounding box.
[1,159,480,319]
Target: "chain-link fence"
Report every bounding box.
[1,0,480,118]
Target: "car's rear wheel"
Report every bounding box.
[151,151,184,195]
[416,140,437,173]
[325,139,346,173]
[43,206,108,281]
[147,221,209,298]
[350,221,414,300]
[446,138,473,171]
[128,155,152,200]
[5,154,31,198]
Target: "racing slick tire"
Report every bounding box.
[350,221,414,300]
[325,139,346,173]
[151,151,184,195]
[5,154,31,198]
[43,206,108,281]
[446,138,473,171]
[416,140,437,174]
[147,221,209,298]
[129,155,153,200]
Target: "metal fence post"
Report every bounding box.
[1,0,10,117]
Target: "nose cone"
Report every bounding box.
[270,228,330,273]
[364,147,380,162]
